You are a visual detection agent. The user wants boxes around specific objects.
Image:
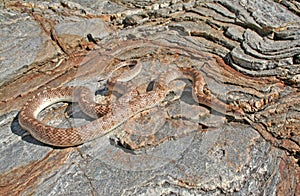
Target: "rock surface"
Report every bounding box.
[0,0,299,195]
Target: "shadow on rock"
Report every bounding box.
[11,113,51,147]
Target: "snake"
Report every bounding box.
[18,65,244,147]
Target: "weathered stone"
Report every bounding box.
[0,10,60,88]
[55,18,109,39]
[123,14,143,27]
[224,26,245,42]
[0,0,299,195]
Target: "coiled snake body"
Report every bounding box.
[19,66,243,147]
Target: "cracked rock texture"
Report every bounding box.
[0,0,299,195]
